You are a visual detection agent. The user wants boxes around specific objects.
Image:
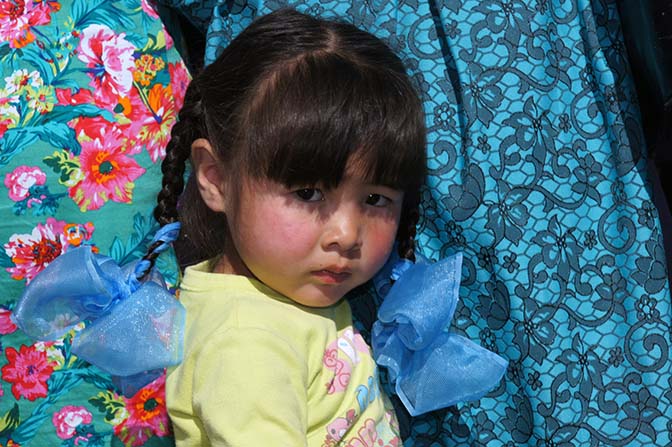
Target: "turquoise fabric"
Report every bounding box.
[160,0,672,445]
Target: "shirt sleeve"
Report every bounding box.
[191,327,309,446]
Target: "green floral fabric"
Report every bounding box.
[0,0,187,445]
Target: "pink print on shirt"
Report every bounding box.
[322,411,401,447]
[322,328,370,394]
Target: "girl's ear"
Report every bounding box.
[191,138,227,213]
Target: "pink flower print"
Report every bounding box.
[168,61,190,111]
[55,86,95,106]
[115,374,171,446]
[77,24,135,104]
[57,89,136,152]
[69,133,145,211]
[111,88,149,154]
[73,115,114,141]
[53,406,93,441]
[345,419,378,447]
[0,0,58,49]
[4,217,66,282]
[72,115,137,155]
[0,307,17,334]
[134,83,177,161]
[4,165,46,201]
[1,344,55,400]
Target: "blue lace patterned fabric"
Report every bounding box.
[160,0,672,445]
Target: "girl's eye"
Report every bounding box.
[365,193,391,207]
[294,188,324,202]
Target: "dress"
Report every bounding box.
[166,260,401,447]
[159,1,672,445]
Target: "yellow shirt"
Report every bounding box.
[166,261,401,446]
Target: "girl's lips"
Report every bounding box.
[312,269,352,284]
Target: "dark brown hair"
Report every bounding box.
[151,9,426,267]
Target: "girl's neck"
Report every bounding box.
[212,249,253,277]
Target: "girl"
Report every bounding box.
[153,8,425,446]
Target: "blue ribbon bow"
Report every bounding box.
[372,252,508,416]
[12,223,185,393]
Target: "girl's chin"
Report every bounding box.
[288,284,351,308]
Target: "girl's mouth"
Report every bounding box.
[312,269,352,284]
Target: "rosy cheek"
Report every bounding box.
[275,227,315,256]
[365,222,398,269]
[259,210,318,256]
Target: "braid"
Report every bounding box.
[397,191,420,263]
[139,80,206,275]
[154,82,204,225]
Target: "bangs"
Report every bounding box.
[239,51,426,191]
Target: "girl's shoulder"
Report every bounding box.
[179,267,353,354]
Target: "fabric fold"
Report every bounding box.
[12,223,185,384]
[372,253,508,416]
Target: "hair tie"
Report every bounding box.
[12,223,185,396]
[372,252,508,416]
[131,222,181,287]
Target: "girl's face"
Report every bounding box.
[216,165,403,307]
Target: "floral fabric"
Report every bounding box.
[160,0,672,445]
[0,0,187,445]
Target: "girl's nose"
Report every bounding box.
[321,207,362,253]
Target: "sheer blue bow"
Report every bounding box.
[12,223,185,394]
[372,252,508,416]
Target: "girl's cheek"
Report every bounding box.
[279,228,317,255]
[264,210,319,253]
[366,221,399,264]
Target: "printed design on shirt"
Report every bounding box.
[343,414,401,447]
[323,408,358,446]
[322,376,397,447]
[323,327,370,394]
[355,375,380,414]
